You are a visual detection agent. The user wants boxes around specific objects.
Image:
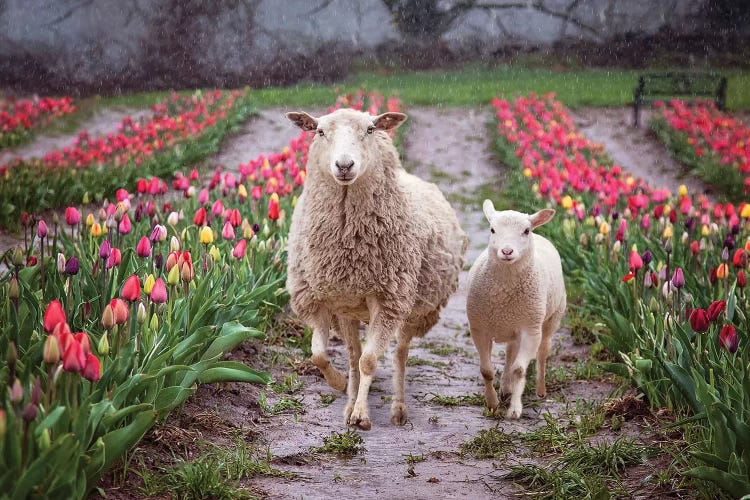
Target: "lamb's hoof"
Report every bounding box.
[536,387,547,399]
[486,393,500,412]
[390,401,408,426]
[343,402,355,423]
[347,405,372,431]
[506,405,522,420]
[324,369,347,392]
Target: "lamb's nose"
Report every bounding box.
[502,247,514,256]
[335,159,354,172]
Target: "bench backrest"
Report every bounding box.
[632,72,727,126]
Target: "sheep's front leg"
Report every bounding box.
[471,330,499,413]
[391,331,410,425]
[337,317,361,424]
[349,300,401,431]
[506,329,542,419]
[500,339,519,398]
[310,314,346,392]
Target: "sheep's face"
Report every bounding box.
[287,109,407,185]
[482,200,555,264]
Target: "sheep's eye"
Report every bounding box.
[523,228,530,235]
[317,129,325,137]
[367,125,375,134]
[490,228,495,234]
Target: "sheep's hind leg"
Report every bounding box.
[390,329,411,425]
[337,316,361,424]
[506,329,542,419]
[471,330,499,413]
[310,314,346,392]
[536,312,562,398]
[500,339,518,399]
[349,301,401,430]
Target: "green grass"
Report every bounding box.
[424,392,485,406]
[136,435,293,500]
[406,356,449,368]
[248,65,750,109]
[258,391,305,416]
[460,427,515,459]
[311,430,365,458]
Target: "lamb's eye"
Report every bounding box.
[490,228,495,234]
[523,228,530,235]
[317,129,325,137]
[367,126,375,134]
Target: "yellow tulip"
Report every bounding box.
[209,245,221,262]
[200,226,214,245]
[238,184,248,199]
[167,265,180,286]
[717,263,730,279]
[741,204,750,218]
[678,184,688,197]
[90,223,102,237]
[522,168,532,178]
[701,224,710,237]
[561,196,573,209]
[662,225,673,239]
[599,221,610,235]
[85,213,95,226]
[144,274,155,295]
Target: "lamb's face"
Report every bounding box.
[287,109,407,186]
[482,200,555,265]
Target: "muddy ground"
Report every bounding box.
[95,107,691,499]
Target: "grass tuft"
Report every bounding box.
[460,427,515,459]
[423,392,485,406]
[311,430,365,458]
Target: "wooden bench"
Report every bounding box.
[633,72,727,127]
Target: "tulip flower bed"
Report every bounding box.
[492,93,750,496]
[0,96,76,149]
[0,89,253,229]
[0,90,395,498]
[651,100,750,201]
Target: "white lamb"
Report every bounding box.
[466,201,566,419]
[285,108,466,430]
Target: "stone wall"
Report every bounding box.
[0,0,711,92]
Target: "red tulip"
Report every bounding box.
[212,199,224,216]
[136,178,148,193]
[118,213,132,235]
[629,250,643,272]
[222,221,235,240]
[738,270,747,289]
[106,247,122,269]
[194,207,207,226]
[74,332,91,356]
[719,324,739,353]
[150,278,168,303]
[62,340,85,372]
[707,300,726,322]
[251,185,262,200]
[82,353,101,381]
[233,239,247,259]
[65,207,81,226]
[110,298,129,324]
[733,249,748,268]
[43,300,66,333]
[136,236,151,258]
[121,275,141,301]
[620,272,635,283]
[268,193,280,220]
[689,309,710,333]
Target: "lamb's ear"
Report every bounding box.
[530,208,556,229]
[373,112,407,131]
[286,112,318,131]
[482,199,495,222]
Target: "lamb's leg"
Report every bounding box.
[349,301,402,431]
[310,314,346,392]
[500,340,519,398]
[536,313,562,398]
[506,329,542,419]
[391,330,411,426]
[471,331,499,413]
[337,316,361,424]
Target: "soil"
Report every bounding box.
[571,107,715,198]
[97,107,685,499]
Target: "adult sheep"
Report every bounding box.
[285,108,467,430]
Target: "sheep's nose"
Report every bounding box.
[335,159,354,172]
[502,247,514,256]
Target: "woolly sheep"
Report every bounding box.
[466,201,566,419]
[285,108,467,430]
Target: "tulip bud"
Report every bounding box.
[137,302,147,324]
[65,256,79,275]
[31,377,42,406]
[22,403,38,422]
[10,378,23,403]
[38,428,51,451]
[167,211,179,226]
[170,236,180,252]
[11,247,23,267]
[37,220,48,238]
[167,265,180,286]
[150,313,159,331]
[143,274,155,295]
[43,335,60,364]
[263,223,270,237]
[209,245,220,262]
[98,332,110,356]
[57,253,66,273]
[8,276,19,300]
[7,341,17,374]
[0,410,6,436]
[199,226,214,245]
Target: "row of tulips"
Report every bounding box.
[0,90,395,497]
[0,96,76,149]
[491,93,750,496]
[0,89,253,229]
[651,100,750,201]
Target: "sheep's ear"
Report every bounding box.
[482,199,495,222]
[373,112,407,131]
[530,208,555,229]
[287,112,318,131]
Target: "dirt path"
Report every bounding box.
[98,107,640,500]
[572,107,713,198]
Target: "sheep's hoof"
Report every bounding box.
[343,402,355,423]
[506,405,522,420]
[323,368,347,392]
[536,387,547,399]
[348,406,372,431]
[390,401,408,426]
